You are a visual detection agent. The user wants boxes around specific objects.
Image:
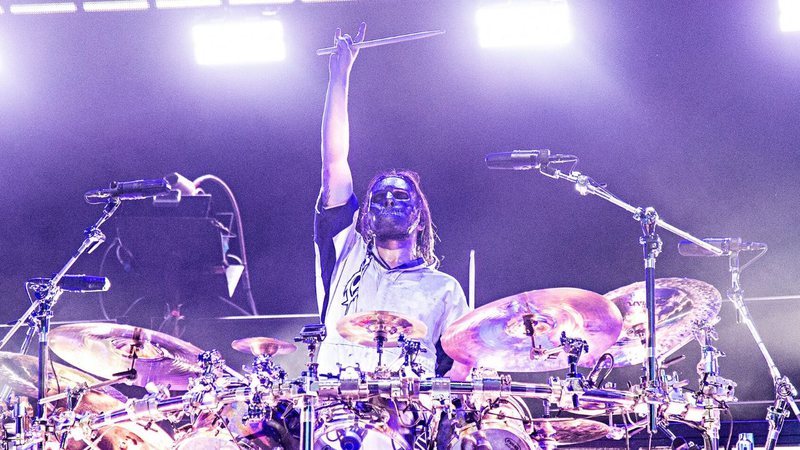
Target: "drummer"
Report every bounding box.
[314,22,472,380]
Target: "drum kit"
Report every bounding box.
[1,159,797,450]
[0,277,741,450]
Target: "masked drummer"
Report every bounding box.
[314,23,472,381]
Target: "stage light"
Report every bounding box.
[155,0,219,9]
[228,0,291,4]
[9,1,76,14]
[780,0,800,32]
[83,0,148,11]
[475,0,573,48]
[193,20,285,65]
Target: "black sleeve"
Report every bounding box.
[434,338,455,377]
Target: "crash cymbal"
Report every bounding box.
[336,310,428,348]
[0,351,126,408]
[49,323,203,390]
[441,288,623,372]
[231,337,297,356]
[603,277,722,367]
[530,418,610,445]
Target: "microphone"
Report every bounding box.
[28,275,111,293]
[485,149,578,170]
[85,178,172,204]
[678,238,767,257]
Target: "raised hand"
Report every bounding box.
[328,22,366,81]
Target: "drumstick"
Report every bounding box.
[316,29,445,56]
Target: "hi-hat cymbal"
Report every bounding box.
[48,323,203,390]
[336,310,428,348]
[441,288,622,372]
[231,337,297,356]
[603,277,722,367]
[530,418,610,446]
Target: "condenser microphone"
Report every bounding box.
[28,275,111,293]
[485,149,578,170]
[678,238,767,257]
[85,178,172,204]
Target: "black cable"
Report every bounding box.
[725,406,734,450]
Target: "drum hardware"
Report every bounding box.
[487,151,730,435]
[715,244,799,450]
[0,197,123,436]
[523,314,561,362]
[441,287,623,373]
[293,323,327,450]
[585,353,614,389]
[396,335,427,377]
[232,339,292,425]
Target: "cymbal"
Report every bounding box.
[603,277,722,367]
[336,310,428,347]
[0,351,126,409]
[0,351,174,449]
[441,288,622,372]
[84,422,174,450]
[232,337,297,356]
[48,323,203,390]
[530,418,610,445]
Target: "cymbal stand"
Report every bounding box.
[0,199,120,447]
[724,250,800,449]
[293,324,326,450]
[693,324,737,450]
[533,163,724,435]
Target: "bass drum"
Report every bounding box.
[314,400,415,450]
[175,400,299,450]
[448,397,534,450]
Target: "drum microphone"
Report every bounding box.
[28,275,111,293]
[485,149,578,170]
[677,238,767,257]
[84,178,172,204]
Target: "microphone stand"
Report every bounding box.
[0,199,121,447]
[726,251,800,450]
[533,162,724,439]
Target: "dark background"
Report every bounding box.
[0,0,798,444]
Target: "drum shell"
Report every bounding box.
[313,399,417,450]
[448,397,535,450]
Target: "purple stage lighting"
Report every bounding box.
[476,0,572,49]
[193,20,286,66]
[780,0,800,32]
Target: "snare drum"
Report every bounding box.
[448,397,535,450]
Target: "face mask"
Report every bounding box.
[367,176,422,241]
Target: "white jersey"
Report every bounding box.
[314,194,469,376]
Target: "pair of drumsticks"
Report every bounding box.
[315,29,445,56]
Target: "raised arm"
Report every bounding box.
[320,23,366,208]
